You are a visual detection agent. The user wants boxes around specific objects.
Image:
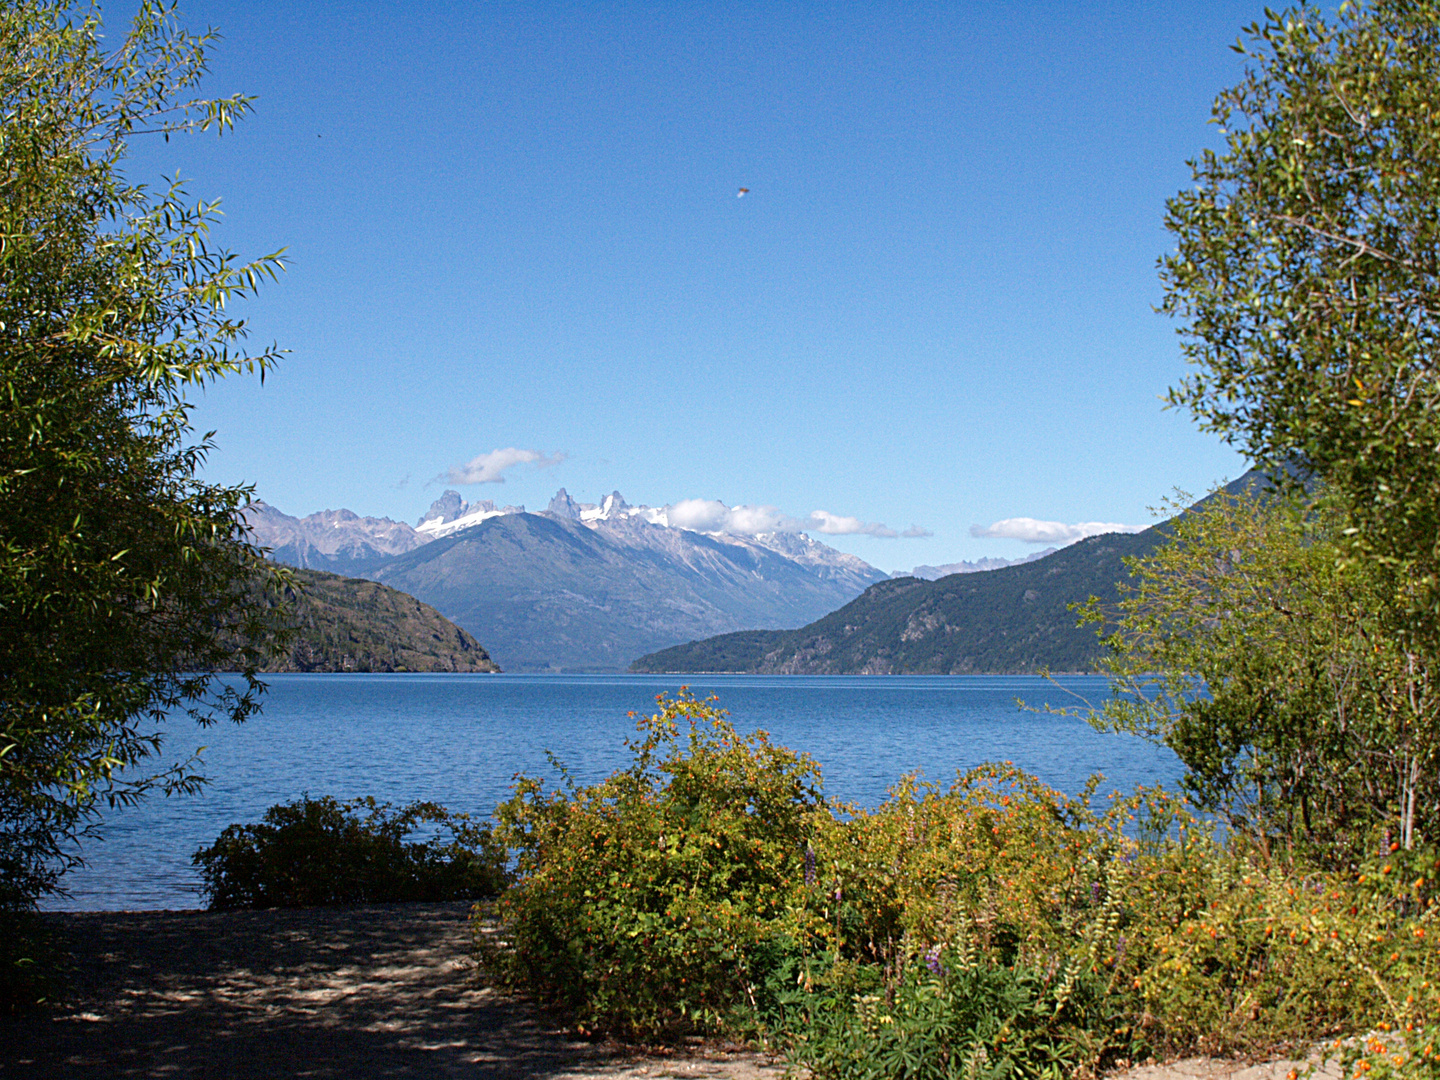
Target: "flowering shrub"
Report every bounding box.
[482,690,824,1036]
[1313,842,1440,1080]
[484,692,1439,1075]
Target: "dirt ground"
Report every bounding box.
[0,903,1347,1080]
[1,903,784,1080]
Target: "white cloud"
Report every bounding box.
[727,504,806,534]
[808,510,912,538]
[669,499,805,535]
[667,498,732,532]
[969,517,1142,545]
[666,500,928,540]
[442,448,565,485]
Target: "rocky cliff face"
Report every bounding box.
[546,488,582,520]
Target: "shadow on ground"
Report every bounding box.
[1,903,781,1080]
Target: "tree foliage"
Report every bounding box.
[1082,487,1437,862]
[1162,0,1440,630]
[1155,0,1440,859]
[0,0,286,913]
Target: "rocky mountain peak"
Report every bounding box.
[420,490,467,526]
[547,488,581,520]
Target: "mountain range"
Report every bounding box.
[631,475,1264,675]
[893,550,1058,580]
[243,490,889,672]
[241,501,430,575]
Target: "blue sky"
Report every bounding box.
[130,1,1264,573]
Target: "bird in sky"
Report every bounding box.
[737,187,749,198]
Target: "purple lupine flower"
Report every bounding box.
[1091,882,1102,903]
[805,846,816,886]
[925,945,944,976]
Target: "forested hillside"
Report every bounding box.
[631,528,1158,674]
[239,568,500,673]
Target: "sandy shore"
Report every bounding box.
[1,903,1346,1080]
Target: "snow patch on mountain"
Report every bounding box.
[416,492,525,539]
[407,488,882,580]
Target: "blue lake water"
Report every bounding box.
[49,673,1182,911]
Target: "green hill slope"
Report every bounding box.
[631,474,1281,676]
[630,528,1158,674]
[241,568,500,673]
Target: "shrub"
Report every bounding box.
[791,768,1440,1074]
[483,690,824,1037]
[193,795,507,909]
[483,692,1440,1074]
[788,954,1094,1080]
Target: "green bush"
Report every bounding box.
[786,954,1096,1080]
[483,693,1440,1075]
[794,768,1404,1072]
[483,689,824,1037]
[193,795,508,909]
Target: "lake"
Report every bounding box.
[49,673,1181,911]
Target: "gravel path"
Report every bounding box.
[1,903,784,1080]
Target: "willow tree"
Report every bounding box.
[0,1,286,914]
[1157,0,1440,847]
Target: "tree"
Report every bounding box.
[1157,0,1440,850]
[1081,486,1436,864]
[1162,0,1440,644]
[0,0,286,915]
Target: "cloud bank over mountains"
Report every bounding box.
[969,517,1143,545]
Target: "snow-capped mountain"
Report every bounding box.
[415,490,527,540]
[413,487,876,583]
[245,488,893,671]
